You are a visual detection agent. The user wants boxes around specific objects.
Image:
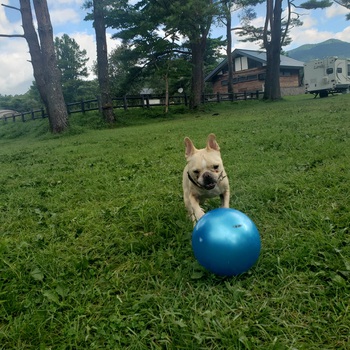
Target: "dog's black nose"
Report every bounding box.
[203,172,216,189]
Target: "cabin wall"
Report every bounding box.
[210,66,302,95]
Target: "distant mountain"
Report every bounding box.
[287,39,350,63]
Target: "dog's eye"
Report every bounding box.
[193,170,200,174]
[213,165,219,170]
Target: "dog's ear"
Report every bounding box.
[184,137,197,158]
[206,133,220,151]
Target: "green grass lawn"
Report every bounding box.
[0,95,349,349]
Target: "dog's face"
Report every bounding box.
[185,134,225,190]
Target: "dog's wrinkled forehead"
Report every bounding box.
[188,149,223,169]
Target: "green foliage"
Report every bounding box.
[108,2,192,95]
[299,0,333,9]
[105,0,224,107]
[108,36,225,96]
[0,94,349,348]
[54,34,90,102]
[203,37,227,75]
[108,44,145,95]
[0,91,42,113]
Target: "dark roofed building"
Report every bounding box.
[205,49,304,96]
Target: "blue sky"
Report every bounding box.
[0,0,349,95]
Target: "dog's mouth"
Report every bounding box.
[204,183,216,190]
[188,171,218,190]
[202,172,217,190]
[203,181,216,190]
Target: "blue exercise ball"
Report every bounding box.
[192,208,261,276]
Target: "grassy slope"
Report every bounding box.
[0,95,349,349]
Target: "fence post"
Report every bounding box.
[41,108,45,118]
[256,90,259,100]
[184,93,188,106]
[22,113,25,122]
[81,100,85,114]
[96,95,102,113]
[31,110,35,120]
[145,95,150,108]
[12,114,16,122]
[216,92,220,103]
[66,104,71,115]
[244,91,247,100]
[123,95,128,110]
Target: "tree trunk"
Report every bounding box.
[32,0,69,133]
[164,73,169,114]
[263,0,282,100]
[93,0,115,124]
[190,39,206,109]
[226,4,234,96]
[19,0,48,107]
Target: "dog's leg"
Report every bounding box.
[185,194,205,225]
[220,189,230,208]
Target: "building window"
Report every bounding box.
[235,56,248,71]
[258,73,266,81]
[280,71,291,76]
[221,80,228,86]
[246,74,258,81]
[337,67,342,73]
[326,68,333,74]
[247,58,263,69]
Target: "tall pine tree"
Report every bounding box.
[54,34,89,102]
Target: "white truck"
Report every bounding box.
[304,57,350,97]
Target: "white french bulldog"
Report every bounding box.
[182,133,230,225]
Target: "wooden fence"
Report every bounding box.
[0,91,262,123]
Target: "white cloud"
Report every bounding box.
[0,0,121,95]
[0,28,121,95]
[298,14,318,29]
[50,8,81,26]
[0,1,24,35]
[334,25,350,41]
[289,28,332,47]
[325,4,349,19]
[53,0,84,5]
[0,2,33,95]
[251,15,265,29]
[0,38,33,95]
[0,1,10,32]
[285,8,350,50]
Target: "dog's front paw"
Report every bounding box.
[191,209,205,225]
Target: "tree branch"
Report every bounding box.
[333,0,350,9]
[1,3,21,11]
[1,4,24,38]
[0,33,25,38]
[281,0,292,46]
